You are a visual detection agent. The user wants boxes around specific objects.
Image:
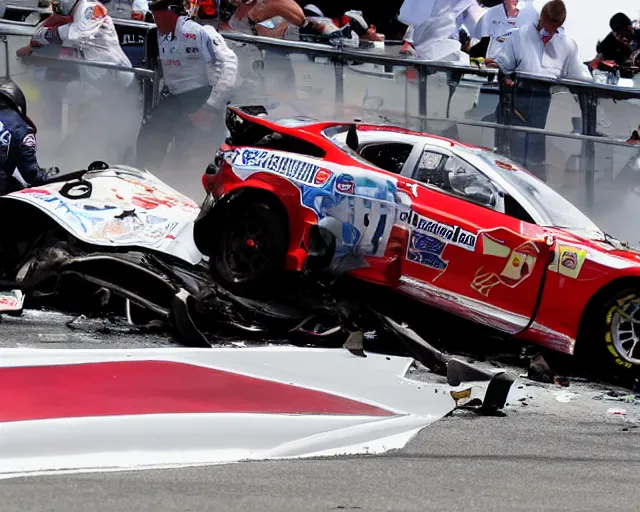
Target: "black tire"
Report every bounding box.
[579,287,640,375]
[210,201,288,297]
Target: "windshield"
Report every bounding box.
[465,148,603,234]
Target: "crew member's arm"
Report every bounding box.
[189,24,238,129]
[460,2,487,40]
[489,31,518,72]
[33,3,107,47]
[30,14,74,46]
[248,0,305,27]
[563,42,592,81]
[200,24,239,111]
[13,129,49,186]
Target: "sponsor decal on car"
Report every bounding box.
[470,233,540,297]
[558,246,587,278]
[234,149,330,187]
[184,33,197,40]
[335,173,355,194]
[407,211,477,252]
[407,231,448,271]
[314,169,332,186]
[548,245,587,279]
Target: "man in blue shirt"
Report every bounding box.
[0,79,58,195]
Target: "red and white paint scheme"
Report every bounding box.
[199,108,640,371]
[4,166,203,265]
[0,347,484,479]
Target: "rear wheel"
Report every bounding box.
[210,201,288,297]
[582,288,640,374]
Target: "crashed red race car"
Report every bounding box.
[193,105,640,373]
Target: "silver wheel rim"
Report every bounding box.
[611,299,640,364]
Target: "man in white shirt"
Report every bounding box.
[486,0,590,180]
[477,0,539,59]
[136,0,238,170]
[397,0,487,64]
[488,0,588,80]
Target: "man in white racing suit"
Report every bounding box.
[136,0,238,170]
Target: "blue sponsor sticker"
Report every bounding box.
[407,231,448,270]
[335,173,355,194]
[236,149,323,186]
[409,211,476,252]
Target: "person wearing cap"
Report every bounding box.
[135,0,238,170]
[0,79,59,196]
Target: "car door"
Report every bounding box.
[394,144,552,334]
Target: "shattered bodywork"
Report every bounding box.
[0,159,513,398]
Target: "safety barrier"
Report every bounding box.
[0,14,640,244]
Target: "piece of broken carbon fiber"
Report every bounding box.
[343,330,366,358]
[376,313,515,411]
[170,289,211,348]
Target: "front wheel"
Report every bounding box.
[210,201,288,297]
[583,288,640,374]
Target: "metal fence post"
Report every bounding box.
[496,72,514,157]
[418,64,427,132]
[1,35,8,78]
[333,41,345,119]
[579,88,598,211]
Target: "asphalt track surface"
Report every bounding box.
[2,311,640,512]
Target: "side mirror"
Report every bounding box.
[464,185,495,207]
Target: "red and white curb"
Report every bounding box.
[0,347,485,479]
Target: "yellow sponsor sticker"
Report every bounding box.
[557,246,587,279]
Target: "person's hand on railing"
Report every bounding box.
[16,45,34,58]
[399,41,415,56]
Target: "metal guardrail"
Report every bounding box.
[219,30,640,208]
[0,15,639,212]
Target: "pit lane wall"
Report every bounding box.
[0,15,639,245]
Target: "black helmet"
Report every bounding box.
[0,78,27,118]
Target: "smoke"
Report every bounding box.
[9,34,640,246]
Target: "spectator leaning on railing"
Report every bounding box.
[592,12,640,68]
[397,0,487,64]
[485,0,590,181]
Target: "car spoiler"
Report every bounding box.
[224,104,356,150]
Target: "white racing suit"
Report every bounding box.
[32,0,141,169]
[136,16,238,170]
[399,0,486,64]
